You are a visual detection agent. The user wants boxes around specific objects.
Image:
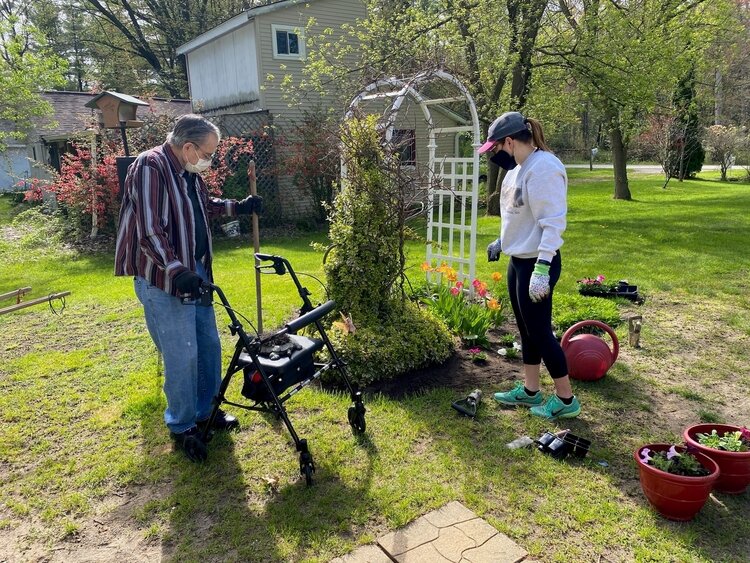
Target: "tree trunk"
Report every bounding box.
[487,159,501,215]
[609,120,632,200]
[507,0,546,108]
[714,68,722,125]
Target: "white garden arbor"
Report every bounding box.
[345,70,482,286]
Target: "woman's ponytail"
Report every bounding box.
[525,117,552,152]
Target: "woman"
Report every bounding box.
[478,111,580,420]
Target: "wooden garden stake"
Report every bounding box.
[0,287,32,304]
[0,291,71,315]
[627,314,642,348]
[248,160,263,334]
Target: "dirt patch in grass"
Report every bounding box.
[0,486,165,563]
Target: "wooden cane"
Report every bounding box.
[248,160,263,334]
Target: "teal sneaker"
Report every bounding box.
[493,382,544,407]
[530,395,581,420]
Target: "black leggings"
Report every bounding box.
[507,254,568,378]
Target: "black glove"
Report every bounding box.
[236,195,263,215]
[174,270,203,295]
[487,238,502,262]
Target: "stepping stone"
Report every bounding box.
[459,533,527,563]
[423,500,477,528]
[332,502,527,563]
[329,544,392,563]
[377,516,440,556]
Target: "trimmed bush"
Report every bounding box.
[323,114,453,385]
[326,301,454,386]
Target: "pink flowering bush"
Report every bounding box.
[22,144,119,238]
[21,135,256,241]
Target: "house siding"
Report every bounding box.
[252,0,367,221]
[180,0,471,223]
[0,146,30,192]
[255,0,367,127]
[187,25,260,113]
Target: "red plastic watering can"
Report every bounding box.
[561,320,619,381]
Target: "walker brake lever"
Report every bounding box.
[197,281,213,306]
[254,253,286,275]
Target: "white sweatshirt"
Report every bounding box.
[499,149,567,263]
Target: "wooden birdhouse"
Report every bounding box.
[84,91,149,129]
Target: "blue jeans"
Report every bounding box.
[134,262,221,433]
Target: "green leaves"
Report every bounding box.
[697,430,749,453]
[422,283,502,349]
[324,115,453,384]
[0,16,66,150]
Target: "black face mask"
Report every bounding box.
[490,149,517,170]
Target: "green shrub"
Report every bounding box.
[326,301,453,386]
[552,293,621,334]
[323,114,453,385]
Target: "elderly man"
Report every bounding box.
[115,114,261,461]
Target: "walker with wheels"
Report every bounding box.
[201,253,366,486]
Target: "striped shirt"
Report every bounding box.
[114,142,237,296]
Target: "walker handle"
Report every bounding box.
[285,300,336,333]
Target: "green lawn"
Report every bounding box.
[1,169,749,561]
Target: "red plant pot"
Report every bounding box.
[634,444,720,521]
[683,424,750,494]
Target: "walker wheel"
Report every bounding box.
[302,462,314,486]
[348,405,366,434]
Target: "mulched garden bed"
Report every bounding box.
[361,328,523,399]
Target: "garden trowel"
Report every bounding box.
[451,389,482,418]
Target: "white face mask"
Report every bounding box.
[184,144,212,173]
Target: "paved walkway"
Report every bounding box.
[566,163,722,173]
[330,501,534,563]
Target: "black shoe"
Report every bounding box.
[170,426,208,462]
[197,409,240,432]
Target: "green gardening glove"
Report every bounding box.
[529,261,551,303]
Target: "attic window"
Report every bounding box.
[272,25,305,60]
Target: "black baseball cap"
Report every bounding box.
[478,112,528,153]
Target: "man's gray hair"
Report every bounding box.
[167,114,221,147]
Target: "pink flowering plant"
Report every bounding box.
[638,445,711,477]
[421,262,505,348]
[468,348,488,363]
[577,274,620,294]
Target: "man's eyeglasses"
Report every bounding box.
[191,143,215,161]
